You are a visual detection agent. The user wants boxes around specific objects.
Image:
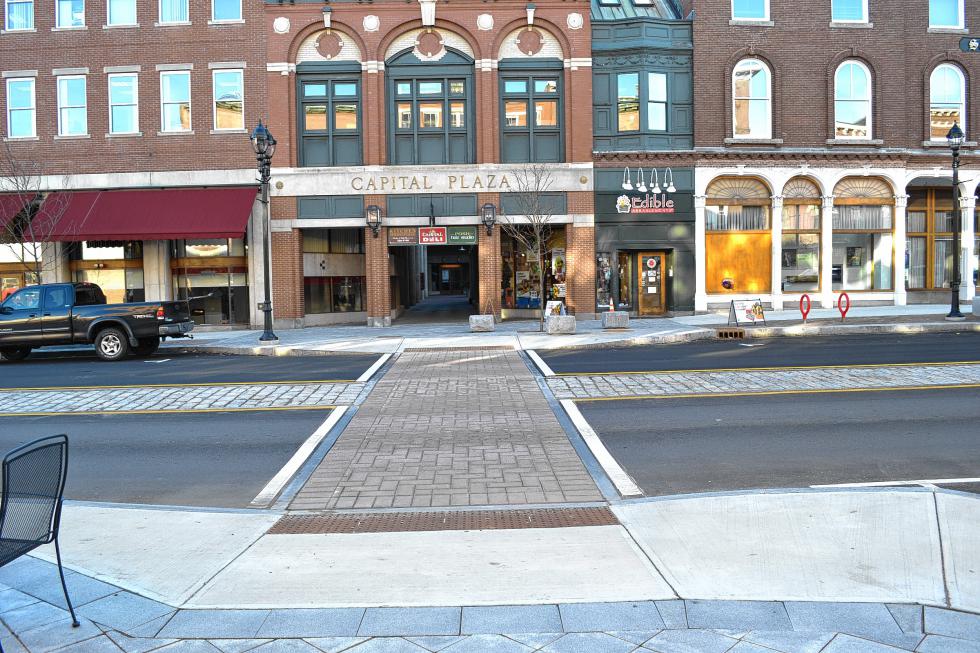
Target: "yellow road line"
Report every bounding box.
[0,379,356,393]
[570,383,980,402]
[0,404,339,418]
[554,360,980,377]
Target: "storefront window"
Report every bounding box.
[302,228,366,314]
[974,205,979,289]
[171,238,248,324]
[831,177,894,291]
[781,178,821,292]
[1,244,39,301]
[617,252,632,308]
[705,177,773,294]
[69,240,144,304]
[500,228,566,310]
[906,189,953,290]
[596,252,613,310]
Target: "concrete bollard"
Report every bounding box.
[601,311,629,329]
[546,315,576,335]
[469,315,496,332]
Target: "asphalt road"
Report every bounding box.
[579,387,980,497]
[539,332,980,374]
[0,352,379,388]
[0,410,331,507]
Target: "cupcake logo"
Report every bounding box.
[615,195,631,214]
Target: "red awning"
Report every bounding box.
[0,193,32,233]
[38,187,259,241]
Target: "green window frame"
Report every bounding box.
[388,75,472,165]
[298,76,362,167]
[500,72,563,163]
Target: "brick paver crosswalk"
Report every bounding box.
[289,349,602,510]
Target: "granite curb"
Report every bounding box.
[159,320,980,358]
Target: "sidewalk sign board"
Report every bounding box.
[727,299,767,326]
[544,300,565,316]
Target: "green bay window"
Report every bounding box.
[386,49,474,165]
[298,71,361,167]
[499,65,563,163]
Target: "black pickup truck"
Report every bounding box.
[0,282,194,362]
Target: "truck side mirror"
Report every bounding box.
[0,306,12,315]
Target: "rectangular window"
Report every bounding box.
[831,205,894,291]
[505,100,527,127]
[831,0,866,21]
[397,102,412,129]
[732,0,767,20]
[334,83,357,97]
[535,79,557,93]
[334,103,357,130]
[212,69,243,130]
[5,78,35,138]
[161,71,191,132]
[648,72,667,131]
[929,0,962,27]
[107,0,135,24]
[57,76,87,136]
[56,0,84,27]
[617,73,639,132]
[304,105,326,130]
[304,83,327,97]
[450,101,465,128]
[159,0,188,23]
[418,81,442,95]
[211,0,240,21]
[906,189,956,290]
[706,205,771,231]
[4,0,33,29]
[108,73,138,134]
[419,102,442,128]
[504,80,527,94]
[781,204,821,292]
[396,82,411,95]
[535,100,557,127]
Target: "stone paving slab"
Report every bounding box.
[546,363,980,400]
[289,349,601,510]
[0,382,362,415]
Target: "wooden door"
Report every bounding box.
[637,252,666,315]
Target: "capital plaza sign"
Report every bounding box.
[351,173,513,193]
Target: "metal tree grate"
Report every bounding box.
[268,507,619,535]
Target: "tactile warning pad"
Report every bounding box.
[268,506,618,534]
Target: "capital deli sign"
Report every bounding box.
[270,165,594,196]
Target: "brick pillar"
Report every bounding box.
[478,226,502,319]
[365,226,391,328]
[271,228,304,326]
[565,223,596,320]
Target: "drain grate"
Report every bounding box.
[268,506,619,535]
[716,327,745,339]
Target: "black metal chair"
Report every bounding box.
[0,435,79,651]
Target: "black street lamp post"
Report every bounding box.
[946,122,965,321]
[251,120,279,342]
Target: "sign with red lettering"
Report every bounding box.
[418,227,447,245]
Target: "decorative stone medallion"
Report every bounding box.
[566,12,583,30]
[516,28,543,56]
[362,15,380,32]
[414,29,445,59]
[315,31,344,59]
[272,16,290,34]
[476,13,494,31]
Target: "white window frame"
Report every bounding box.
[930,64,966,141]
[211,69,244,131]
[160,70,192,132]
[56,75,88,136]
[731,0,769,21]
[928,0,964,28]
[210,0,241,22]
[831,0,868,23]
[732,58,772,139]
[834,60,873,140]
[5,77,36,139]
[106,0,137,26]
[158,0,188,24]
[108,73,139,134]
[55,0,84,27]
[4,0,34,30]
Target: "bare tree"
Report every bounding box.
[0,139,72,283]
[498,163,559,332]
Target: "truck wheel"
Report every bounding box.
[0,347,31,362]
[132,337,160,357]
[95,328,130,361]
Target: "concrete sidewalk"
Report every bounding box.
[161,304,977,356]
[3,488,980,652]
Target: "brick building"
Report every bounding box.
[0,0,268,325]
[263,0,596,327]
[688,0,980,311]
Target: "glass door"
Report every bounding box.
[637,252,666,315]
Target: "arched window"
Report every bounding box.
[834,61,872,139]
[930,64,966,141]
[732,59,771,139]
[832,177,894,291]
[705,177,773,294]
[781,178,822,293]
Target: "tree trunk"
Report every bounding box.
[536,248,545,332]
